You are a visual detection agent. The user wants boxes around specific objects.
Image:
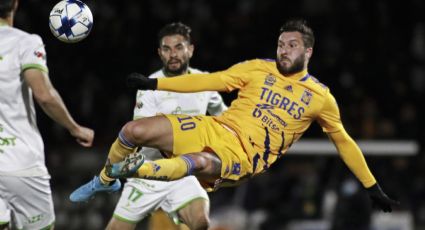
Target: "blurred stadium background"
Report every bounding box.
[14,0,424,229]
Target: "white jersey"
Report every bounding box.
[0,24,49,176]
[113,68,226,222]
[133,68,227,161]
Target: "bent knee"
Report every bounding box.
[186,153,222,177]
[122,120,149,144]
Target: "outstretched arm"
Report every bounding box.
[127,72,228,93]
[328,129,399,212]
[158,73,228,92]
[328,129,376,187]
[24,69,94,147]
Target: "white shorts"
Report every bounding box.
[0,175,55,229]
[113,176,209,224]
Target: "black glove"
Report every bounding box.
[366,183,399,212]
[126,72,158,90]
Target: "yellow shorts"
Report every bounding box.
[165,114,253,188]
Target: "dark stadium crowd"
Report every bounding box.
[13,0,424,229]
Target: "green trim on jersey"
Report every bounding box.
[21,64,48,73]
[112,213,139,224]
[133,115,145,120]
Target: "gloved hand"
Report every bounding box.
[126,72,158,90]
[367,183,399,212]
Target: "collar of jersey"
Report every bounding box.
[283,69,309,81]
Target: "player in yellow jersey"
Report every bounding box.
[71,19,398,216]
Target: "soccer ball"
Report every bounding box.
[49,0,93,43]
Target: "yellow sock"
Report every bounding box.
[137,157,191,181]
[99,136,137,185]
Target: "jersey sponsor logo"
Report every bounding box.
[0,124,17,153]
[28,214,45,224]
[253,104,288,127]
[300,89,313,106]
[252,107,280,132]
[172,106,200,115]
[264,74,276,86]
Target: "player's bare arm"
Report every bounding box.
[23,68,94,147]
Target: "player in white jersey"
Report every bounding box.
[0,0,94,229]
[105,22,227,230]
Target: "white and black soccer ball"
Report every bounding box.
[49,0,93,43]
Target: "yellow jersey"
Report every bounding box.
[158,59,376,187]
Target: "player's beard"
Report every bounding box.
[164,59,189,76]
[276,54,305,76]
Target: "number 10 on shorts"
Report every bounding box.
[177,116,196,131]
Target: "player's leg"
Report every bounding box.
[106,218,136,230]
[148,210,180,230]
[177,199,210,230]
[134,151,222,183]
[70,115,174,202]
[159,176,210,230]
[100,115,174,183]
[106,178,171,230]
[109,115,252,187]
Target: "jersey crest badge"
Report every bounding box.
[264,74,276,86]
[300,89,313,106]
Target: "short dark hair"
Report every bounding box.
[158,22,192,45]
[0,0,14,18]
[280,19,315,48]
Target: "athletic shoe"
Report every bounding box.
[69,176,121,202]
[105,152,145,178]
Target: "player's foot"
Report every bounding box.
[105,152,145,178]
[69,176,121,202]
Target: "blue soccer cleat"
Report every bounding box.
[69,176,121,202]
[105,152,145,178]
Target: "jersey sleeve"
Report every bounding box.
[207,92,228,116]
[19,34,48,73]
[316,89,344,133]
[133,90,157,119]
[216,59,260,91]
[157,59,259,93]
